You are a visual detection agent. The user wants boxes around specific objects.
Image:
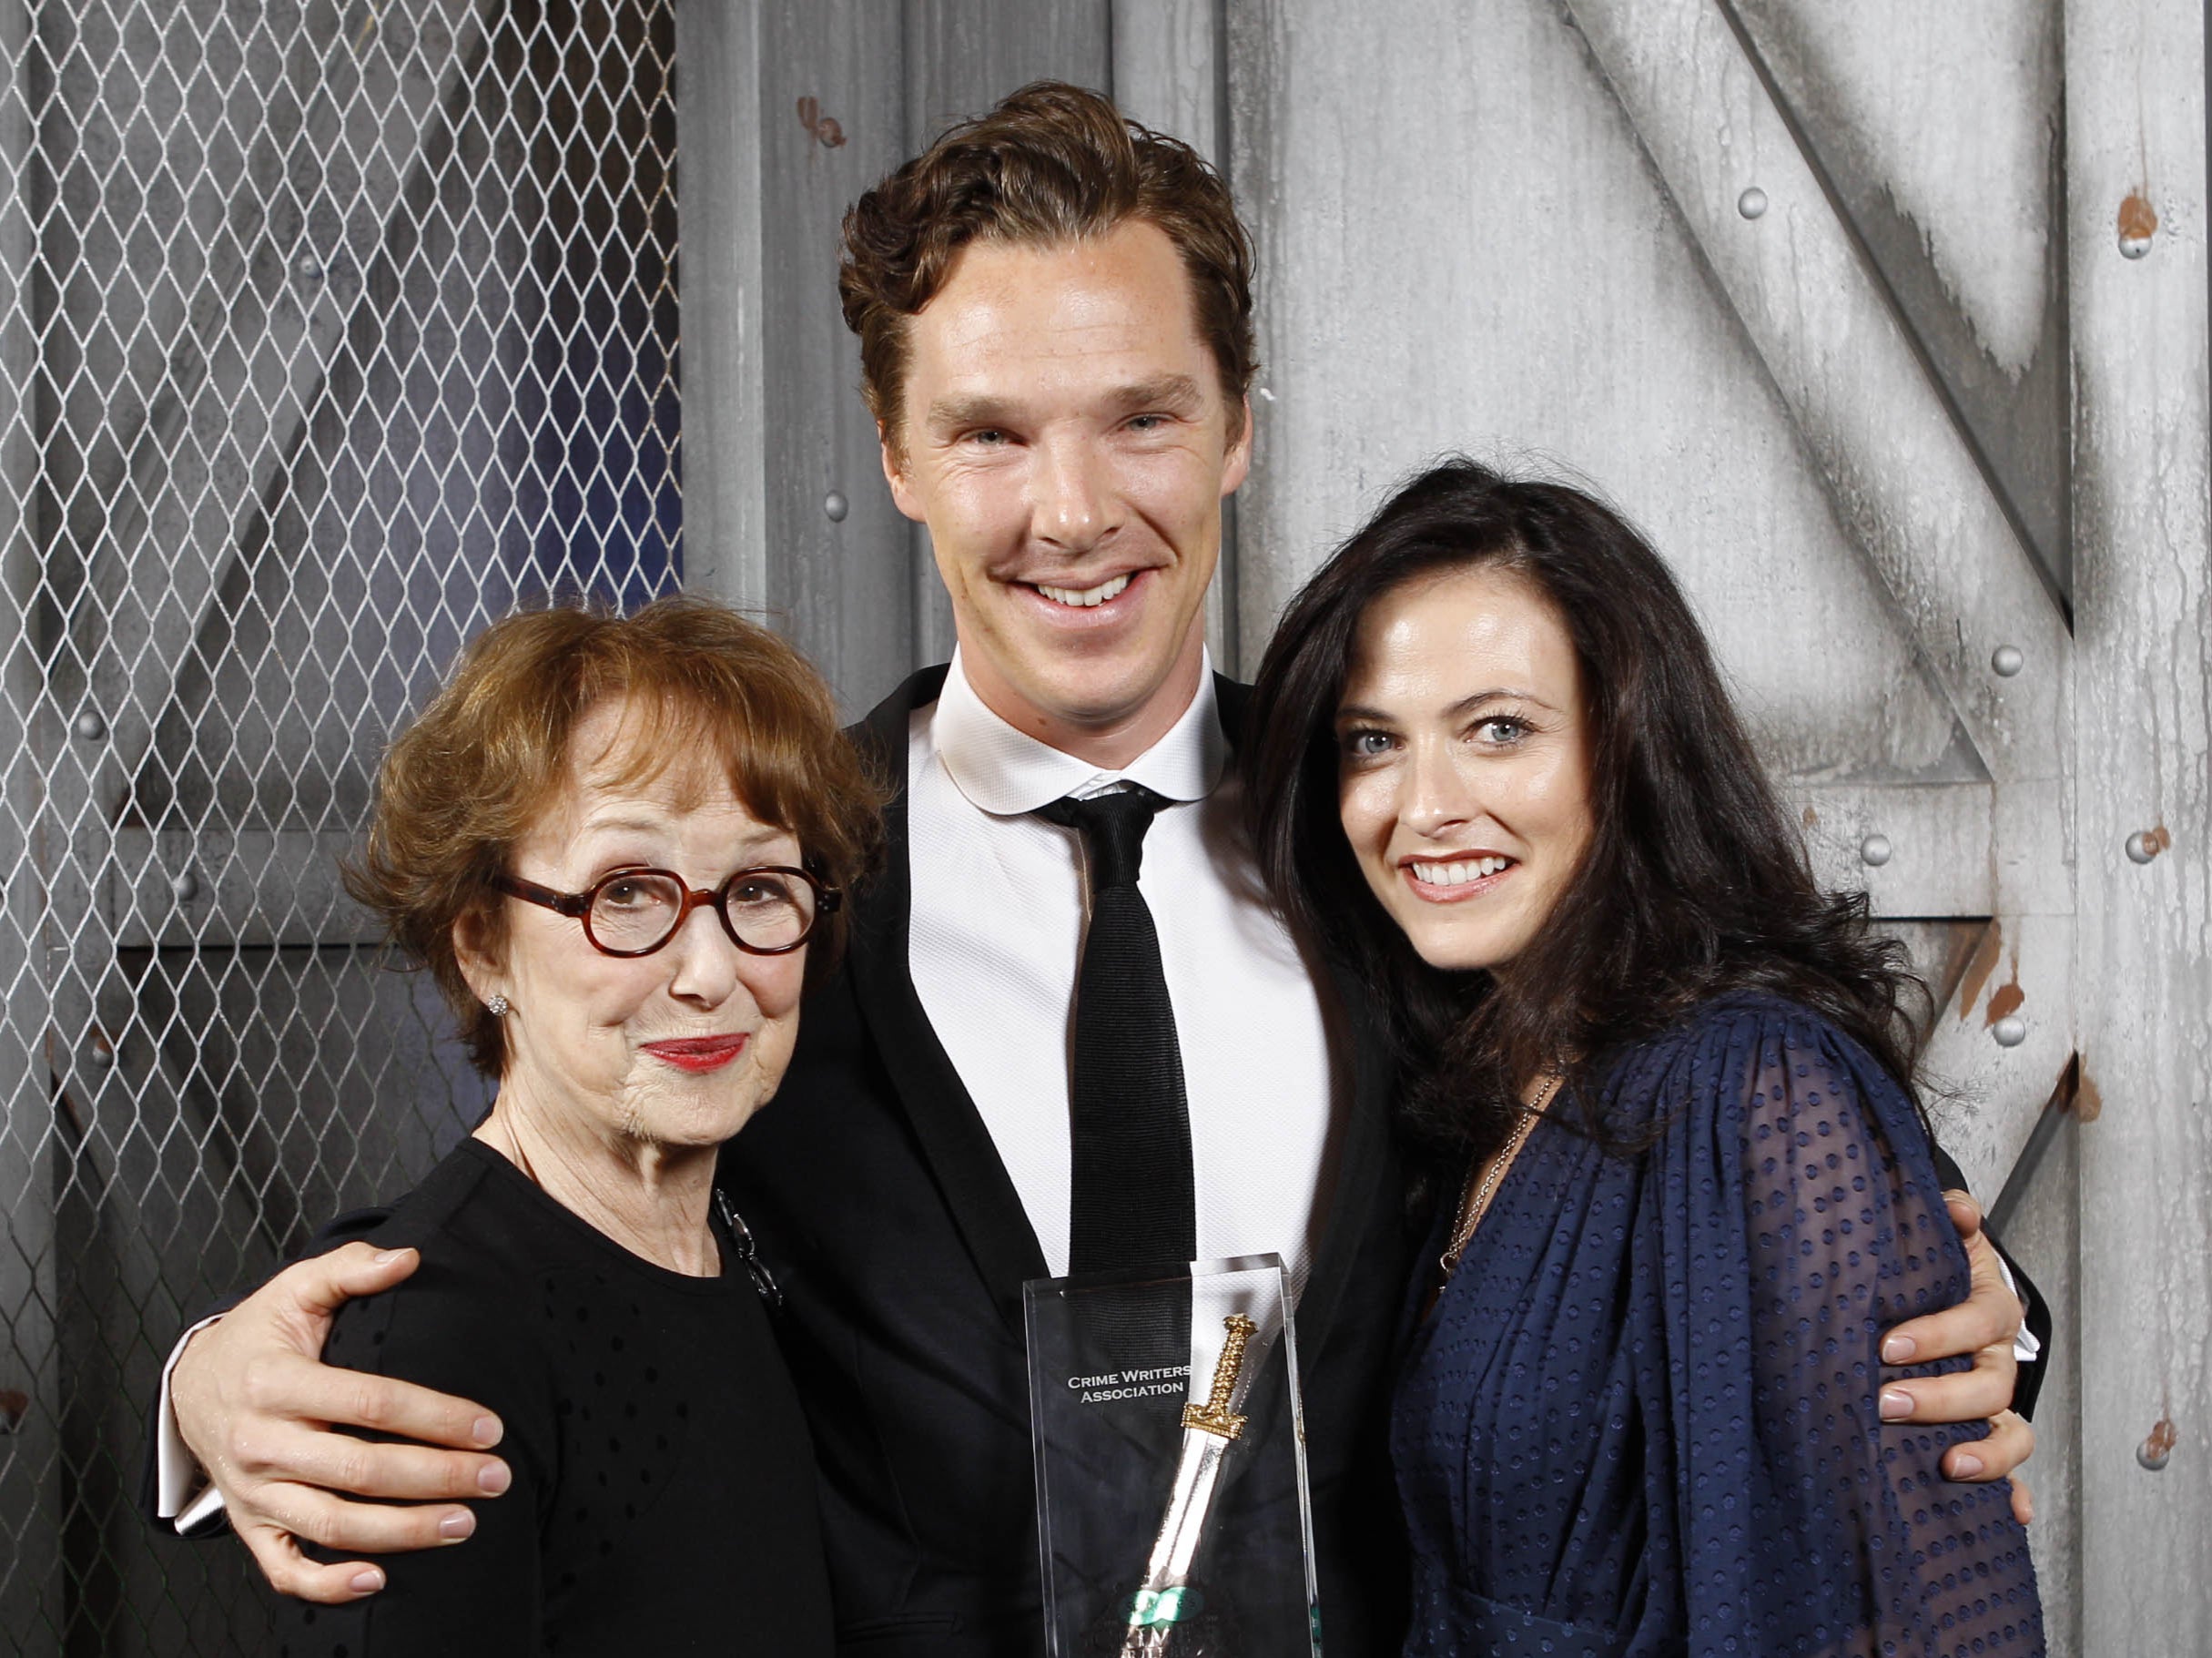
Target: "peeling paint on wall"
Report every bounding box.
[1986,976,2026,1026]
[2075,1066,2104,1123]
[1958,919,2005,1017]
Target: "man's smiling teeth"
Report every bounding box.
[1033,574,1131,607]
[1410,855,1513,886]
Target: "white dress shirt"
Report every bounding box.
[908,650,1345,1295]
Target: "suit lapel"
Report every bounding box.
[844,667,1050,1329]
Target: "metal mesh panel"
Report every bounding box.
[0,3,682,1651]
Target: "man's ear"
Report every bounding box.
[1221,395,1253,497]
[880,423,927,524]
[452,905,503,1003]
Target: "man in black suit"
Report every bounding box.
[155,82,2042,1655]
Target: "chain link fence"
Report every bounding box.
[0,2,681,1650]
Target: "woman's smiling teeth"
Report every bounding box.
[1409,854,1514,886]
[1032,573,1132,607]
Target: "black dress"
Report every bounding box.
[262,1138,834,1656]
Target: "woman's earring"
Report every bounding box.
[487,994,510,1018]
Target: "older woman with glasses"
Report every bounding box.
[253,596,880,1656]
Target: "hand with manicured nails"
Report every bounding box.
[1877,1193,2036,1525]
[170,1243,511,1602]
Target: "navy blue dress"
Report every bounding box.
[1393,994,2043,1657]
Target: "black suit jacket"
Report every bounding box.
[717,666,1418,1656]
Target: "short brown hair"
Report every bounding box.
[346,596,885,1077]
[838,80,1256,451]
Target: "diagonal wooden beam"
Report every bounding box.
[1560,0,2072,797]
[1561,0,2079,1230]
[70,1,489,819]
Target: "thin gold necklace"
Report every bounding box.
[1439,1073,1561,1277]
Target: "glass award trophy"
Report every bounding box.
[1024,1254,1321,1656]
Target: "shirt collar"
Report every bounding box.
[931,647,1229,816]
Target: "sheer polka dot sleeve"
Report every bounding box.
[1653,1003,2042,1658]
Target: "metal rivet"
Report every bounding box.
[170,868,200,902]
[2118,193,2157,261]
[1990,645,2024,677]
[294,250,323,284]
[823,491,848,524]
[1858,833,1892,868]
[87,1032,115,1068]
[1992,1015,2027,1048]
[74,708,106,742]
[2126,831,2159,865]
[1738,186,1768,219]
[2138,1419,2176,1470]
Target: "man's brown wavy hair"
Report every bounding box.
[345,596,885,1078]
[838,80,1256,453]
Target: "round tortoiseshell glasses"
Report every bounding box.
[492,866,839,958]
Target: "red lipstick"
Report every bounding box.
[642,1034,750,1073]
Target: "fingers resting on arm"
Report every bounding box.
[1932,1409,2036,1494]
[1872,1191,2036,1495]
[171,1242,512,1602]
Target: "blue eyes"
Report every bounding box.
[1337,717,1533,759]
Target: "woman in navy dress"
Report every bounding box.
[1246,461,2045,1656]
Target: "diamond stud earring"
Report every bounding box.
[486,994,510,1017]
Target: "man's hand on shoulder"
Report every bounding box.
[172,1241,512,1602]
[1874,1192,2036,1524]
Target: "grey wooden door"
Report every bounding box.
[0,4,682,1652]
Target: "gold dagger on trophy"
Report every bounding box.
[1119,1313,1260,1657]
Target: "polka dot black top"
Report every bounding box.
[1393,993,2044,1657]
[261,1137,833,1656]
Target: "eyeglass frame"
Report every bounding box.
[492,865,840,959]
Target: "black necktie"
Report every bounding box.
[1036,786,1196,1277]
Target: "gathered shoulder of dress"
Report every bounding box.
[261,1137,834,1657]
[1392,991,2043,1658]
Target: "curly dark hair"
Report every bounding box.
[837,79,1255,452]
[1244,459,1926,1175]
[345,596,886,1078]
